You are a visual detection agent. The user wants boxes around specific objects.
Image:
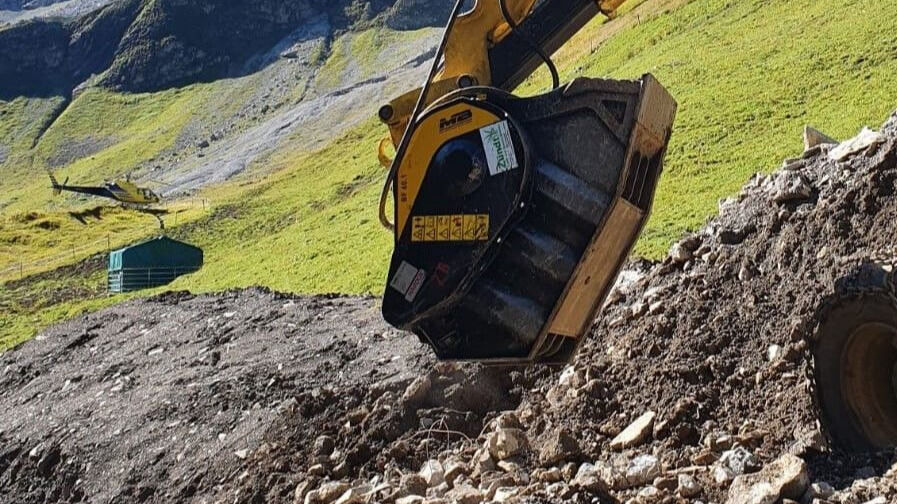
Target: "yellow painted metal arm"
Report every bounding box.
[377,0,627,147]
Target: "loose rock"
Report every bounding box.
[624,454,661,488]
[538,427,581,465]
[420,460,445,488]
[487,428,528,460]
[678,473,701,497]
[726,454,809,504]
[571,462,611,493]
[610,411,656,450]
[803,126,838,151]
[719,447,760,476]
[401,473,428,496]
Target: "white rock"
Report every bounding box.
[420,460,445,487]
[625,454,661,488]
[711,434,734,452]
[537,467,562,483]
[773,173,812,203]
[638,486,661,499]
[726,454,809,504]
[443,459,468,486]
[497,459,523,474]
[430,481,450,498]
[767,345,785,362]
[610,411,656,450]
[333,484,371,504]
[861,498,887,504]
[571,463,611,493]
[545,482,569,498]
[670,242,693,264]
[829,127,886,161]
[803,126,838,151]
[558,365,577,387]
[677,473,701,497]
[714,466,735,486]
[739,263,756,282]
[305,482,350,504]
[802,481,834,501]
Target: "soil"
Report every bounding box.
[0,290,434,503]
[2,113,897,504]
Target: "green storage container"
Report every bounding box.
[108,236,203,293]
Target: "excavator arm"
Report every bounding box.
[378,0,677,364]
[379,0,628,146]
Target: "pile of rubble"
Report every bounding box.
[231,114,897,504]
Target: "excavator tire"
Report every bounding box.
[813,261,897,451]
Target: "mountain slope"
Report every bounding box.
[0,0,450,96]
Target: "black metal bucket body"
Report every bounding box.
[383,75,677,363]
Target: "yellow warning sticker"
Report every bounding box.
[462,215,477,241]
[437,215,451,241]
[410,214,490,242]
[476,214,489,240]
[425,216,437,242]
[411,217,426,242]
[451,215,464,241]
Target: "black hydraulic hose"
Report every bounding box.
[499,0,560,89]
[379,0,467,231]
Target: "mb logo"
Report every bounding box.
[439,109,473,132]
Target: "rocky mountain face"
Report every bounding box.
[0,0,451,98]
[0,1,117,28]
[0,0,47,9]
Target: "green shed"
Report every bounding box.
[108,236,203,293]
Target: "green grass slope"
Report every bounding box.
[167,119,393,295]
[560,0,897,256]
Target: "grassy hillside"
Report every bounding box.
[167,119,393,294]
[3,0,897,348]
[530,0,897,256]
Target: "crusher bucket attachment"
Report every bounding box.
[383,75,677,364]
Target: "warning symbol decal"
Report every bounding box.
[437,215,451,241]
[410,214,490,242]
[462,215,477,241]
[412,217,425,242]
[424,216,437,242]
[475,214,489,240]
[450,215,463,241]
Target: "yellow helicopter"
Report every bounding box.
[48,170,173,228]
[48,170,162,205]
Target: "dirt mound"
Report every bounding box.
[3,113,897,504]
[0,289,434,503]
